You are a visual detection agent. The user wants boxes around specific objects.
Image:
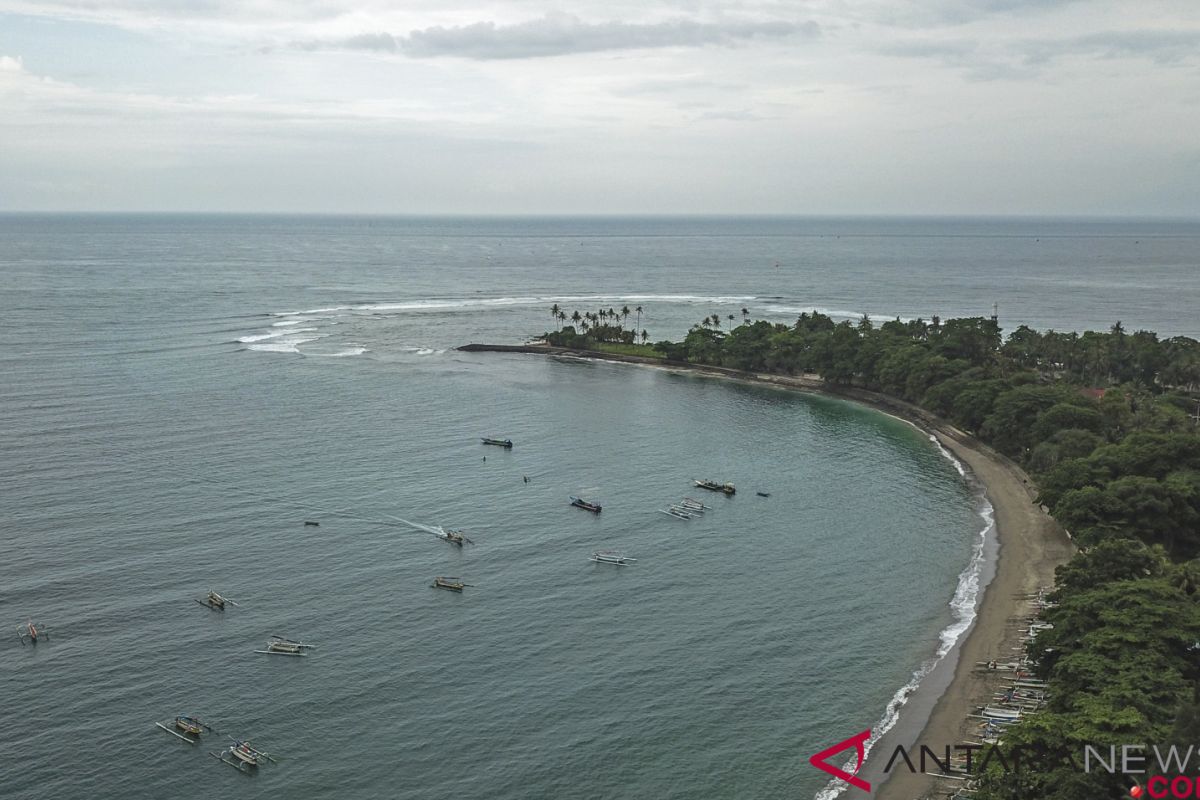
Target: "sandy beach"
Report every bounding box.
[461,343,1076,799]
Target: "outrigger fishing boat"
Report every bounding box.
[694,479,736,495]
[431,576,468,592]
[196,590,239,611]
[570,496,602,513]
[15,621,47,645]
[681,497,711,510]
[434,527,473,546]
[590,550,635,565]
[210,738,276,772]
[659,506,693,520]
[481,437,513,448]
[156,714,212,743]
[255,635,316,656]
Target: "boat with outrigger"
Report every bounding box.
[210,738,277,772]
[431,576,471,592]
[156,714,213,743]
[434,526,473,546]
[196,590,239,611]
[694,479,736,495]
[15,620,47,645]
[255,635,316,656]
[570,495,602,513]
[481,437,513,448]
[590,550,636,565]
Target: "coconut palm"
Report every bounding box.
[641,329,649,344]
[551,303,561,321]
[571,310,582,328]
[558,311,567,327]
[742,307,750,324]
[635,305,643,335]
[728,314,735,328]
[621,305,631,329]
[712,314,721,329]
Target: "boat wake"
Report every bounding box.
[813,436,994,800]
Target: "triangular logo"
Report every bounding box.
[809,729,872,792]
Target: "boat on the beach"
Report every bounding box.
[15,620,47,645]
[197,590,239,611]
[432,576,467,592]
[570,496,602,513]
[694,479,736,495]
[255,635,316,656]
[590,550,635,565]
[481,437,513,448]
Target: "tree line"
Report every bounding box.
[545,308,1200,798]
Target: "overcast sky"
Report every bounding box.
[1,1,1198,215]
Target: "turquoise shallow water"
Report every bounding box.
[2,215,1196,798]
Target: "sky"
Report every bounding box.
[1,1,1198,215]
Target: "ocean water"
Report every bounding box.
[2,215,1197,799]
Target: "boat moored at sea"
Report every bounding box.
[156,714,212,743]
[210,738,277,772]
[481,437,513,448]
[570,496,602,513]
[255,635,316,656]
[15,620,47,645]
[432,576,469,592]
[197,590,239,611]
[590,550,635,565]
[694,479,736,495]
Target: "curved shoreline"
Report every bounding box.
[460,343,1075,798]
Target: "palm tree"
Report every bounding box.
[641,329,648,344]
[551,303,561,321]
[728,314,735,328]
[571,310,582,328]
[635,305,643,336]
[558,311,567,327]
[741,307,750,324]
[621,305,631,329]
[712,314,721,329]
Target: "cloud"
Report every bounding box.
[294,12,818,60]
[1030,29,1200,65]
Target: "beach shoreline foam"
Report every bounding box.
[459,342,1075,799]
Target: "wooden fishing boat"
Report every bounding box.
[16,621,47,645]
[255,635,316,656]
[156,714,211,743]
[694,479,736,495]
[432,576,467,592]
[590,550,635,565]
[435,527,472,546]
[756,491,770,498]
[570,496,602,513]
[210,739,276,771]
[197,590,239,611]
[481,437,513,448]
[659,507,692,520]
[681,497,711,510]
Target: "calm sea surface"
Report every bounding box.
[2,215,1197,799]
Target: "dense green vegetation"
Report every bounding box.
[543,307,1200,798]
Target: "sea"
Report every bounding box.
[2,215,1197,800]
